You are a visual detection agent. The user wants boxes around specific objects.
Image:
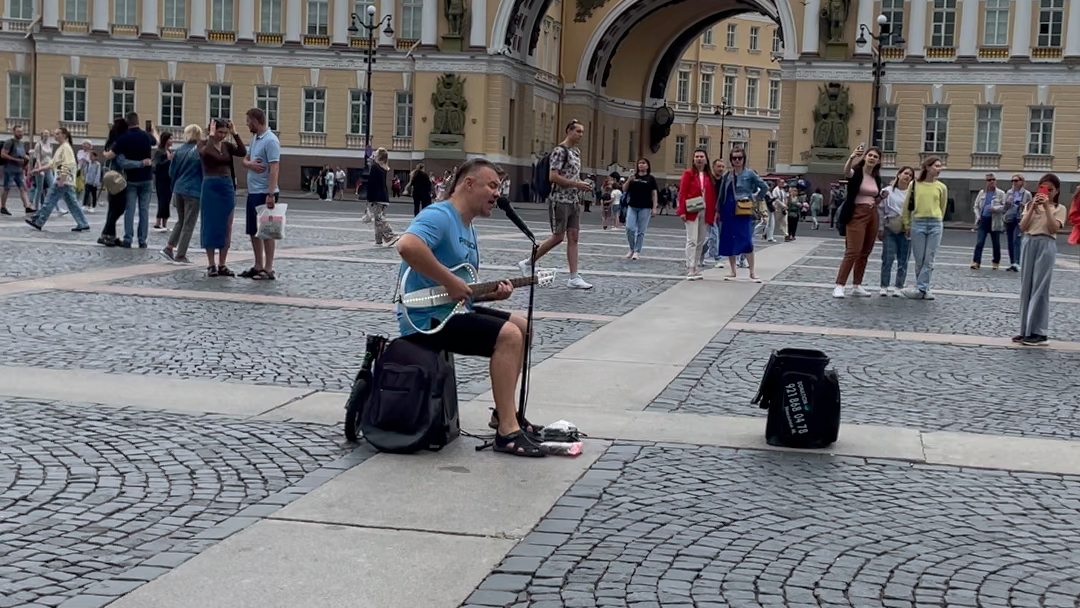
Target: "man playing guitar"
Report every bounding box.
[396,158,543,457]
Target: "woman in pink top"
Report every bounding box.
[833,146,883,298]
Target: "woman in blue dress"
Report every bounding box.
[716,147,771,282]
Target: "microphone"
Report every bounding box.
[496,197,536,244]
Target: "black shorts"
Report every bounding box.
[403,306,511,358]
[246,192,279,236]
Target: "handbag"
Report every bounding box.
[906,180,917,212]
[685,173,705,213]
[735,199,754,216]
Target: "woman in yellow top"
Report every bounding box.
[900,156,948,300]
[1014,173,1067,346]
[25,127,89,232]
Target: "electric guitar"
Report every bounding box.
[398,263,557,335]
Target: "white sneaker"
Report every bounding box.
[567,276,593,289]
[517,260,534,277]
[923,290,936,301]
[631,252,639,260]
[890,288,902,297]
[832,286,846,298]
[852,286,871,297]
[714,260,725,269]
[901,288,924,299]
[879,288,889,297]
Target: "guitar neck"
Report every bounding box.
[470,276,535,297]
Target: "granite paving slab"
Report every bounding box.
[0,240,160,279]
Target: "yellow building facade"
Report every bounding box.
[1,0,1079,210]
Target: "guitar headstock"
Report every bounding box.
[536,269,558,287]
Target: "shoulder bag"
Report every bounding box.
[906,180,917,213]
[734,173,753,216]
[684,172,705,213]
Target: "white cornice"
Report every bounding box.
[675,113,779,129]
[782,60,1080,85]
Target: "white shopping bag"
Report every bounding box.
[255,202,287,240]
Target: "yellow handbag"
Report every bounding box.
[75,170,85,193]
[735,199,754,216]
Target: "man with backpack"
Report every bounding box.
[1,126,30,215]
[521,119,594,289]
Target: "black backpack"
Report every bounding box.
[751,349,840,449]
[361,338,460,453]
[533,144,567,202]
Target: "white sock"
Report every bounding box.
[570,273,579,280]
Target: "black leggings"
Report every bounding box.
[788,213,799,238]
[101,189,126,238]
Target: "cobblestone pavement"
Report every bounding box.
[462,442,1080,608]
[0,398,361,607]
[0,241,161,280]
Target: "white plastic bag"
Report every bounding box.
[255,202,287,240]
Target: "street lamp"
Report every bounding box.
[714,98,734,154]
[856,14,904,149]
[348,4,394,165]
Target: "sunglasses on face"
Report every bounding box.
[731,156,744,161]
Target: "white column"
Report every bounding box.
[468,0,485,47]
[957,0,979,56]
[189,0,207,37]
[906,0,927,56]
[285,0,302,42]
[332,0,348,44]
[853,0,875,55]
[801,0,821,55]
[140,0,158,35]
[92,0,109,32]
[1066,0,1080,57]
[378,0,394,46]
[1011,0,1033,57]
[42,0,59,28]
[422,0,438,45]
[238,0,255,39]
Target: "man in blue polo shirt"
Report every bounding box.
[109,112,156,248]
[241,107,281,280]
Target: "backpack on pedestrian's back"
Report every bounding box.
[751,348,841,449]
[0,138,16,167]
[533,144,567,202]
[361,338,459,454]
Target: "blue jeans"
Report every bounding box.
[972,216,1001,265]
[880,229,910,289]
[1005,220,1021,265]
[124,180,152,245]
[910,218,943,293]
[625,206,651,253]
[701,221,720,262]
[30,170,53,210]
[32,183,88,229]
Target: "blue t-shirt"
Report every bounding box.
[981,191,994,217]
[246,130,280,194]
[4,139,25,173]
[396,201,479,336]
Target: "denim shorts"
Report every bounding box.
[3,170,24,190]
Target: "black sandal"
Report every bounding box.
[251,270,276,280]
[217,265,236,277]
[239,267,259,278]
[493,430,545,457]
[488,408,544,435]
[207,265,219,277]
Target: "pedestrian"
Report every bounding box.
[610,177,623,229]
[25,127,89,232]
[336,166,346,200]
[833,145,883,298]
[600,177,613,230]
[407,163,432,215]
[677,149,715,280]
[1014,173,1066,346]
[28,130,54,213]
[0,125,31,215]
[1003,174,1031,272]
[770,179,787,242]
[1070,186,1080,255]
[198,119,246,277]
[877,166,914,296]
[786,186,801,241]
[970,173,1009,270]
[809,188,823,229]
[97,118,129,246]
[152,132,174,232]
[705,158,726,269]
[901,156,948,300]
[367,148,399,247]
[160,124,203,265]
[624,158,658,261]
[581,174,595,213]
[240,107,281,280]
[109,112,157,249]
[717,147,769,282]
[82,152,102,212]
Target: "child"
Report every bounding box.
[82,151,102,212]
[1015,173,1067,346]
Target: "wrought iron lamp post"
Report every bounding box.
[856,14,904,149]
[348,5,394,164]
[714,98,734,154]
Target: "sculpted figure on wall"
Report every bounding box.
[812,82,854,149]
[820,0,850,43]
[431,73,468,136]
[575,0,609,22]
[445,0,466,36]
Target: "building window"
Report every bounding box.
[1028,108,1054,155]
[725,23,737,48]
[349,89,368,135]
[400,0,422,39]
[113,0,137,24]
[749,27,760,51]
[772,29,782,53]
[700,73,713,106]
[766,140,777,172]
[306,0,328,35]
[881,0,904,45]
[111,79,135,121]
[923,106,949,153]
[394,91,413,138]
[256,85,279,131]
[722,75,736,106]
[611,129,619,164]
[303,87,326,133]
[209,84,232,120]
[702,27,714,46]
[353,0,374,22]
[698,136,710,152]
[211,0,233,30]
[745,77,758,109]
[674,135,687,165]
[260,0,282,32]
[930,0,957,47]
[768,79,780,110]
[62,76,87,123]
[8,0,33,19]
[7,73,30,119]
[65,0,88,22]
[974,105,1001,154]
[878,105,898,153]
[983,0,1009,46]
[162,0,184,27]
[160,82,184,128]
[1037,0,1064,48]
[676,70,690,104]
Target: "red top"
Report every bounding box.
[1069,193,1080,245]
[676,168,717,224]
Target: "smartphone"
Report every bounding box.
[145,120,152,132]
[859,142,865,149]
[1037,183,1050,198]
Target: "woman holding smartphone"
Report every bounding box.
[1014,174,1067,346]
[833,145,883,298]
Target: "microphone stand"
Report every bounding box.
[518,238,538,429]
